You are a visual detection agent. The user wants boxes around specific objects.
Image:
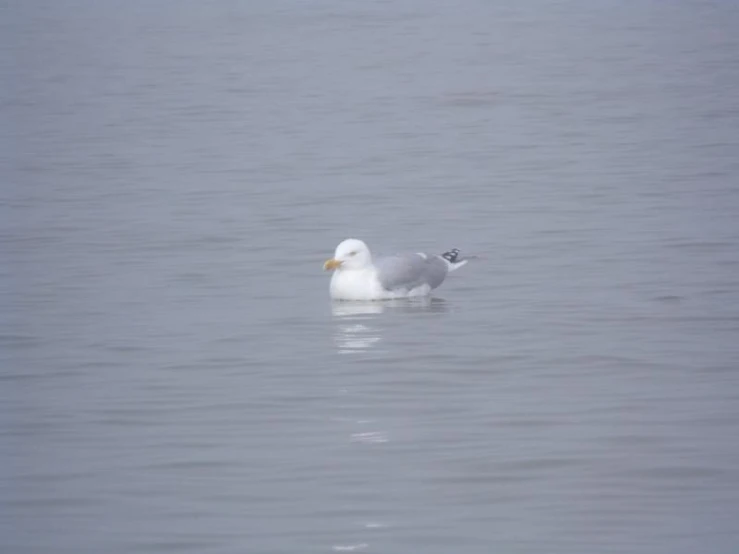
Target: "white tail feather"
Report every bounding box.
[448,259,468,272]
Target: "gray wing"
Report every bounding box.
[375,253,449,292]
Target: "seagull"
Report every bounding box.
[323,238,469,300]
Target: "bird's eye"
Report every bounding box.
[349,251,357,256]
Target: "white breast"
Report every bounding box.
[330,269,385,300]
[330,268,433,300]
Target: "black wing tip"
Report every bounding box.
[441,248,460,263]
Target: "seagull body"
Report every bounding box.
[324,238,468,300]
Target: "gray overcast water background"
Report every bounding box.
[2,1,739,553]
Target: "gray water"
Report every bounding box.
[3,1,739,552]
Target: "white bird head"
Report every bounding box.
[324,238,372,271]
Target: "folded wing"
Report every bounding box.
[375,253,449,292]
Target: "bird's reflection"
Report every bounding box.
[331,298,448,354]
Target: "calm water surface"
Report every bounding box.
[3,1,739,552]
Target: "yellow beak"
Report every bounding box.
[323,258,343,271]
